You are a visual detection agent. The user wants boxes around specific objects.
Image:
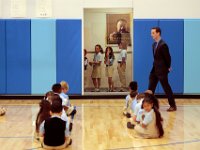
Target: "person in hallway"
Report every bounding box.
[117,41,127,92]
[104,46,115,92]
[89,44,103,92]
[84,49,88,88]
[148,27,176,112]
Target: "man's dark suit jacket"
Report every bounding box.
[151,39,171,76]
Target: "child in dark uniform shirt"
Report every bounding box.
[39,99,72,149]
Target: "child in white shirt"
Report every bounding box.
[127,90,155,129]
[60,81,77,132]
[123,81,138,118]
[52,83,69,123]
[133,90,153,122]
[129,94,164,138]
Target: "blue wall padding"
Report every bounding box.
[6,19,31,94]
[56,20,82,94]
[134,19,159,93]
[0,20,6,94]
[184,19,200,93]
[31,19,56,94]
[0,18,200,95]
[158,19,184,94]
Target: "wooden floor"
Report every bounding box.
[0,99,200,150]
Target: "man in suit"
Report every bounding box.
[148,27,177,112]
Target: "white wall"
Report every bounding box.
[53,0,82,19]
[0,0,83,18]
[83,0,133,8]
[1,0,200,19]
[134,0,200,19]
[0,0,2,17]
[0,0,133,18]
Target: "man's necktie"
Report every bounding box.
[154,42,158,55]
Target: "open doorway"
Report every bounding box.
[83,8,133,95]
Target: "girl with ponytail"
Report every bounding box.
[134,95,164,138]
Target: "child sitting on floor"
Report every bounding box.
[127,90,157,129]
[128,94,164,138]
[52,83,69,122]
[123,81,138,118]
[35,98,51,140]
[133,90,154,122]
[60,81,77,131]
[39,99,72,149]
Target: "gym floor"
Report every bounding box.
[0,99,200,150]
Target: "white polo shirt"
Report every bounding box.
[94,52,102,62]
[117,49,127,62]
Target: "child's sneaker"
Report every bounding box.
[95,88,100,92]
[127,122,135,129]
[126,113,131,118]
[69,122,73,132]
[68,139,72,146]
[66,138,72,147]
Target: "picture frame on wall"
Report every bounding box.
[106,14,131,46]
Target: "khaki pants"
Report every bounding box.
[117,63,126,88]
[134,124,159,139]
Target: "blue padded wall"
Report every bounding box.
[134,19,159,93]
[0,20,6,94]
[184,19,200,93]
[56,20,82,94]
[158,19,184,94]
[31,19,56,94]
[6,20,31,94]
[0,18,199,95]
